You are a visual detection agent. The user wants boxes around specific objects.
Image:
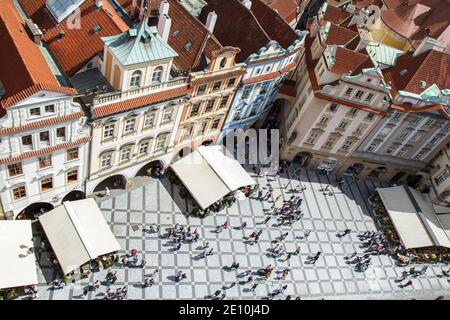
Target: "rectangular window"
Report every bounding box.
[410,132,423,143]
[227,78,236,88]
[144,113,156,128]
[56,127,66,139]
[41,177,53,191]
[38,155,52,169]
[162,108,173,123]
[212,81,222,91]
[40,131,50,143]
[190,104,200,117]
[12,186,26,200]
[318,116,329,126]
[103,124,115,139]
[355,125,365,135]
[338,121,348,130]
[197,84,207,95]
[45,105,55,113]
[124,118,136,134]
[139,141,150,155]
[120,148,131,161]
[385,144,398,155]
[219,96,229,109]
[392,111,403,120]
[367,142,378,152]
[424,119,434,127]
[197,122,207,136]
[204,100,215,113]
[396,148,407,157]
[344,88,354,96]
[412,116,423,125]
[67,147,79,161]
[242,86,252,99]
[155,135,167,150]
[182,126,193,140]
[398,130,410,140]
[379,127,392,137]
[354,90,364,100]
[22,135,32,146]
[67,169,78,183]
[429,135,442,146]
[366,113,375,120]
[329,103,338,112]
[101,154,112,168]
[30,107,41,116]
[435,170,449,186]
[324,136,338,148]
[8,162,23,177]
[413,150,426,160]
[347,108,358,116]
[306,132,319,144]
[365,93,374,102]
[341,140,354,152]
[211,119,221,130]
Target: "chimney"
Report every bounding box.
[57,30,65,40]
[206,11,217,33]
[96,0,103,8]
[160,0,170,15]
[242,0,252,9]
[413,37,441,57]
[157,14,171,42]
[24,18,43,46]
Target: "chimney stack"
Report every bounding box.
[24,18,43,46]
[413,37,442,57]
[158,14,171,42]
[96,0,103,8]
[160,0,170,15]
[206,11,217,33]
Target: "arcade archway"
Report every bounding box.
[135,160,165,178]
[62,190,86,203]
[93,175,127,193]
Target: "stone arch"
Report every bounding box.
[93,175,127,193]
[293,152,313,167]
[18,202,54,220]
[62,190,86,203]
[346,163,364,175]
[135,160,165,178]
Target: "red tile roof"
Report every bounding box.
[329,46,373,75]
[380,0,450,48]
[382,49,450,96]
[261,0,301,23]
[18,0,129,76]
[0,136,91,164]
[93,85,190,117]
[304,36,386,115]
[279,79,297,97]
[322,4,352,25]
[0,0,75,112]
[165,0,222,73]
[322,23,359,46]
[199,0,297,62]
[250,0,299,48]
[0,112,84,135]
[1,84,77,109]
[391,102,449,118]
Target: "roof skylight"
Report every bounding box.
[46,0,86,24]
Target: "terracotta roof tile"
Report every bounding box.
[380,0,450,48]
[0,136,91,164]
[200,0,297,62]
[162,0,222,73]
[0,0,74,110]
[323,23,359,46]
[329,46,372,75]
[93,85,190,117]
[260,0,301,23]
[0,112,84,135]
[1,84,77,109]
[322,4,352,25]
[382,49,450,96]
[18,0,129,76]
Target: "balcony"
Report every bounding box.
[93,77,188,106]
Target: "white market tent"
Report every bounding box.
[0,220,38,290]
[377,185,450,249]
[171,145,256,210]
[38,199,121,275]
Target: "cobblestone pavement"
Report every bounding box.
[31,168,450,300]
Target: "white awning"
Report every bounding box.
[171,146,256,210]
[0,220,38,290]
[377,186,450,249]
[39,199,121,274]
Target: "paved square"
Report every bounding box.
[30,168,449,300]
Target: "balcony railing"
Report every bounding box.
[93,77,188,106]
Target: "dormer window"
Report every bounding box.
[152,66,163,83]
[30,107,41,116]
[130,70,142,88]
[219,58,227,69]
